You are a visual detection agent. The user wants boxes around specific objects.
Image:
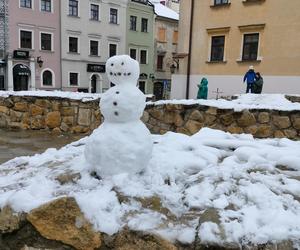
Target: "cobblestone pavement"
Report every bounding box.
[0,129,84,164]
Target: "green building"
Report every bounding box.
[126,0,155,95]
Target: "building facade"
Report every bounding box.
[0,0,8,90]
[172,0,300,99]
[153,4,178,100]
[7,0,61,91]
[159,0,179,13]
[61,0,127,93]
[126,0,154,95]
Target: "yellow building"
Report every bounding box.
[172,0,300,99]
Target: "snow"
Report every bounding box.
[151,94,300,111]
[150,1,179,20]
[1,128,300,247]
[0,90,102,102]
[84,55,153,177]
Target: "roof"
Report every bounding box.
[150,1,179,20]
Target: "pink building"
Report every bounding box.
[7,0,61,91]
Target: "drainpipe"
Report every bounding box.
[186,0,195,99]
[59,0,63,90]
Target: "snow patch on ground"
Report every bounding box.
[0,128,300,247]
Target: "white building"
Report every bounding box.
[61,0,128,93]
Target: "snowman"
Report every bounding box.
[84,55,153,177]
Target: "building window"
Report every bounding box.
[140,50,147,64]
[242,33,259,61]
[129,48,137,60]
[20,30,32,49]
[69,0,78,16]
[0,75,4,90]
[90,40,99,56]
[158,28,166,42]
[141,18,148,32]
[130,16,137,31]
[110,8,118,24]
[20,0,32,8]
[210,36,225,62]
[138,81,145,94]
[41,0,51,12]
[214,0,229,5]
[69,72,78,86]
[42,70,53,86]
[157,55,164,70]
[41,33,52,51]
[69,37,78,53]
[109,44,117,57]
[90,4,99,21]
[173,30,178,44]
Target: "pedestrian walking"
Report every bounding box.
[243,66,256,93]
[197,77,208,99]
[253,72,264,94]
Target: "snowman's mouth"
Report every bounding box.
[109,72,132,76]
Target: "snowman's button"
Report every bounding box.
[114,111,119,116]
[113,102,117,106]
[116,91,120,94]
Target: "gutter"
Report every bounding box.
[186,0,194,99]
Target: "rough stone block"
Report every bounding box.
[237,110,256,127]
[78,108,91,126]
[30,104,44,116]
[13,102,28,112]
[46,111,61,129]
[273,116,291,129]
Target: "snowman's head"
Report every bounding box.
[106,55,140,86]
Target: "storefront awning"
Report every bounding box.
[13,64,31,76]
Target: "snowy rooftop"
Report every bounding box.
[1,128,300,247]
[150,0,179,20]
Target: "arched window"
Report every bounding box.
[42,70,53,86]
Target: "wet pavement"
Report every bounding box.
[0,129,85,164]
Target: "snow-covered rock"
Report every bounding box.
[1,128,300,248]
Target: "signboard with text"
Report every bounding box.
[87,64,106,73]
[13,50,29,59]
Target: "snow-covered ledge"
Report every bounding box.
[0,91,300,139]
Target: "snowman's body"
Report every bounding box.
[84,55,153,177]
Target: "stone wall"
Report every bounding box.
[0,96,101,134]
[0,95,300,140]
[143,104,300,140]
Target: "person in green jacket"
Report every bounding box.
[197,77,208,99]
[253,72,264,94]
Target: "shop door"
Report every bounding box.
[14,75,29,91]
[153,82,164,100]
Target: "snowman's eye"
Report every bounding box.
[128,72,131,76]
[110,72,113,75]
[111,63,114,66]
[121,62,124,66]
[117,72,122,76]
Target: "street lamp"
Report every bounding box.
[170,59,179,74]
[37,56,44,68]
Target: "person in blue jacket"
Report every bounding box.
[243,65,256,93]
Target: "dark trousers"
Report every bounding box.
[246,83,253,93]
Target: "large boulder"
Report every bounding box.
[27,197,101,250]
